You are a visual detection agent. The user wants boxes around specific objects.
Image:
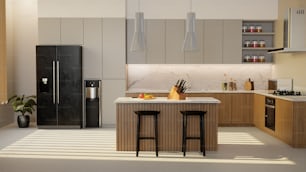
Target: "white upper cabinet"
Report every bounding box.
[127,19,243,64]
[83,18,103,79]
[223,20,242,64]
[38,18,61,45]
[165,20,185,64]
[102,18,126,79]
[146,20,166,64]
[184,20,204,64]
[126,19,146,64]
[203,20,223,64]
[60,18,84,45]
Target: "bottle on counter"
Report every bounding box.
[222,73,228,91]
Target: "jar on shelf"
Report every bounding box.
[244,40,251,47]
[242,25,248,32]
[259,40,266,47]
[251,40,259,48]
[251,55,258,62]
[243,55,251,62]
[249,25,255,32]
[259,55,265,62]
[256,25,263,32]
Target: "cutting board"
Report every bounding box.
[244,80,254,90]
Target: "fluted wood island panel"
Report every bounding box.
[115,97,220,151]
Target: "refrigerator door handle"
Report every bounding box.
[52,61,56,104]
[57,61,60,104]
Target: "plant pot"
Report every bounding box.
[17,115,30,128]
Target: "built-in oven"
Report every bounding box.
[265,97,275,131]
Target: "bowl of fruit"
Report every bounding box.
[138,93,155,100]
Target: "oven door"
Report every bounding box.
[265,104,275,131]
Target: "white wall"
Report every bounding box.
[273,0,306,93]
[38,0,125,18]
[127,0,278,19]
[127,64,272,91]
[6,0,38,96]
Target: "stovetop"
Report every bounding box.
[272,90,302,96]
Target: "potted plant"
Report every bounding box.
[8,95,37,128]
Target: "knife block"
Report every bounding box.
[168,86,186,100]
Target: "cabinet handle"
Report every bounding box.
[52,61,55,104]
[57,61,60,104]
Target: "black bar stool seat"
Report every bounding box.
[180,110,207,156]
[134,110,160,157]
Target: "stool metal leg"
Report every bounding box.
[202,115,206,156]
[136,114,140,157]
[154,114,158,157]
[200,114,205,156]
[183,114,187,157]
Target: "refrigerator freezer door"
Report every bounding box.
[36,46,57,126]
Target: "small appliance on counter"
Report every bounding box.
[268,78,293,91]
[84,80,101,128]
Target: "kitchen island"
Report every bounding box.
[115,97,220,152]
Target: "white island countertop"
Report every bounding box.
[114,97,221,104]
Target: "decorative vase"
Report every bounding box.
[17,115,30,128]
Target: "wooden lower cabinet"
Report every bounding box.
[231,93,254,125]
[253,94,306,148]
[126,92,254,126]
[253,94,265,129]
[275,99,294,145]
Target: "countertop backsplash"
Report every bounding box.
[127,64,272,92]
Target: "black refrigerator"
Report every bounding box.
[36,45,83,128]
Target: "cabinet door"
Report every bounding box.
[126,19,146,64]
[146,20,166,64]
[203,20,223,64]
[184,20,204,64]
[61,18,83,45]
[83,18,103,79]
[218,94,232,125]
[103,18,126,79]
[223,20,242,64]
[253,94,265,129]
[198,93,231,125]
[231,93,253,125]
[57,46,82,126]
[38,18,61,45]
[275,99,293,145]
[165,20,185,64]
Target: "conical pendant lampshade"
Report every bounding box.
[130,12,145,52]
[182,12,197,51]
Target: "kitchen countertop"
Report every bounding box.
[114,97,221,104]
[254,90,306,102]
[126,89,306,102]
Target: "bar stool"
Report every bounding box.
[134,110,160,157]
[180,111,207,156]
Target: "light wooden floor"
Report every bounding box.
[0,124,306,172]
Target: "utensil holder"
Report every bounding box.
[168,86,186,100]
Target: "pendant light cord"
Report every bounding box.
[190,0,192,12]
[138,0,140,12]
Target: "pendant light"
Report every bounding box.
[130,0,145,52]
[182,0,197,51]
